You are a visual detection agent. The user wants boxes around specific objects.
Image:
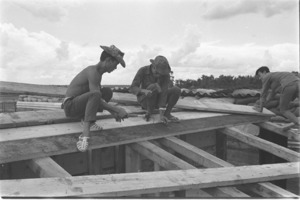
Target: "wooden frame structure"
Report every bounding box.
[0,94,299,198]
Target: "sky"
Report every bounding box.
[0,0,299,85]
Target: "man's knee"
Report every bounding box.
[101,87,113,103]
[169,86,181,97]
[279,106,289,115]
[89,90,102,101]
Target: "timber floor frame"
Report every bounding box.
[0,101,299,197]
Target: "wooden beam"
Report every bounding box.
[221,127,300,162]
[26,157,71,178]
[0,81,66,97]
[1,162,298,197]
[0,112,225,142]
[0,105,145,129]
[130,141,249,197]
[0,112,269,164]
[158,136,299,198]
[176,98,274,116]
[257,122,300,142]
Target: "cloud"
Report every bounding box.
[0,23,298,85]
[169,24,202,65]
[0,23,98,84]
[7,0,82,22]
[203,0,297,20]
[56,41,69,60]
[170,42,299,81]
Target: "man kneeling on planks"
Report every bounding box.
[253,66,300,126]
[129,55,181,124]
[62,45,128,152]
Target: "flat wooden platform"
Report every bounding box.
[0,90,298,198]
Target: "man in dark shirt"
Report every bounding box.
[63,45,128,152]
[129,55,181,123]
[254,66,300,125]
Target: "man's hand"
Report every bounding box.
[141,89,153,97]
[113,107,128,122]
[253,104,263,112]
[160,115,169,124]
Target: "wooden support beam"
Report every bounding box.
[1,162,298,197]
[0,112,269,164]
[221,127,300,162]
[158,137,298,198]
[257,122,300,142]
[130,141,249,197]
[26,157,71,178]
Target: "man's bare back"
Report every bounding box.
[66,65,102,97]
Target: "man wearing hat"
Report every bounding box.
[129,55,181,123]
[62,45,128,152]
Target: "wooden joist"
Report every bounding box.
[0,112,269,164]
[158,136,299,197]
[1,162,298,197]
[26,157,71,178]
[221,127,300,162]
[130,141,249,197]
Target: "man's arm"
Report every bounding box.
[87,69,127,120]
[129,68,144,95]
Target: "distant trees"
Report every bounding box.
[175,75,261,89]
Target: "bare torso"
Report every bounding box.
[66,65,102,97]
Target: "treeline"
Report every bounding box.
[174,75,261,89]
[174,71,299,89]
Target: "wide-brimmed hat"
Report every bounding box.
[100,45,126,67]
[150,55,171,75]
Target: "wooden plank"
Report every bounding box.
[221,127,300,162]
[130,141,248,197]
[0,112,269,164]
[0,105,145,129]
[158,136,299,197]
[0,81,136,104]
[17,101,62,109]
[257,122,300,142]
[1,162,298,197]
[0,81,66,97]
[0,112,224,142]
[26,157,71,178]
[176,98,274,116]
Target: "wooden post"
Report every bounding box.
[88,150,93,175]
[216,131,227,160]
[125,145,141,173]
[92,148,102,175]
[115,145,125,173]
